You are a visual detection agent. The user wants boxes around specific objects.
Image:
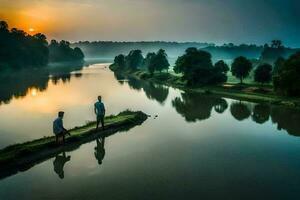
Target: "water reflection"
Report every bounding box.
[53,151,71,179]
[0,62,85,105]
[172,92,228,122]
[170,90,300,137]
[230,101,251,121]
[271,106,300,137]
[114,72,169,105]
[94,136,106,165]
[252,104,270,124]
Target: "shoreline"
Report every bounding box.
[110,66,300,109]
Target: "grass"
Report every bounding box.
[0,110,148,174]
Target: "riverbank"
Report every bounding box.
[0,110,148,179]
[110,65,300,109]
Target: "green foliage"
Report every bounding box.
[0,20,84,69]
[254,63,272,84]
[113,54,126,69]
[144,52,156,74]
[155,49,170,72]
[212,60,229,83]
[174,48,227,85]
[49,40,84,62]
[143,49,170,74]
[273,51,300,96]
[231,56,253,84]
[125,49,144,70]
[0,21,49,69]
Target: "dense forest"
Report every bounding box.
[0,21,84,69]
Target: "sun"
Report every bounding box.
[28,28,35,32]
[30,88,37,97]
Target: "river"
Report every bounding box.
[0,62,300,199]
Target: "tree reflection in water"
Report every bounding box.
[0,62,85,105]
[172,92,228,122]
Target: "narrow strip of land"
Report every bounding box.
[0,110,148,179]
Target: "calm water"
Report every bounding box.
[1,63,300,199]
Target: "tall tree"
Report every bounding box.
[273,51,300,96]
[174,48,214,85]
[144,52,156,75]
[231,56,253,84]
[126,50,143,70]
[155,49,170,72]
[254,63,272,85]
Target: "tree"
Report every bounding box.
[254,63,272,85]
[174,48,214,85]
[155,49,170,72]
[113,54,126,69]
[273,51,300,96]
[0,21,8,32]
[144,52,156,74]
[213,60,229,83]
[271,40,283,48]
[126,50,143,70]
[231,56,253,84]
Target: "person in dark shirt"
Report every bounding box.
[53,111,70,144]
[94,96,106,130]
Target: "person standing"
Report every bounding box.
[94,96,106,130]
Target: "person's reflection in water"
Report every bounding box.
[53,151,71,179]
[94,136,105,165]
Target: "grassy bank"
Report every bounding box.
[110,65,300,109]
[0,110,148,178]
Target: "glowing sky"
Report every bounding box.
[0,0,299,46]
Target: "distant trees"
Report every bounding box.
[113,54,126,69]
[0,20,84,69]
[144,49,170,74]
[273,51,300,96]
[49,40,84,62]
[260,40,287,64]
[254,64,272,85]
[0,21,49,69]
[174,48,228,85]
[231,56,253,84]
[155,49,170,72]
[144,52,156,74]
[125,50,144,70]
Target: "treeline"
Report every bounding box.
[111,49,170,73]
[111,45,300,97]
[0,21,84,69]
